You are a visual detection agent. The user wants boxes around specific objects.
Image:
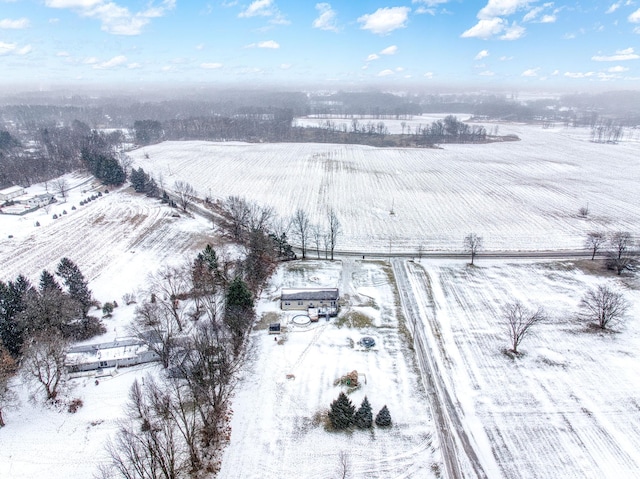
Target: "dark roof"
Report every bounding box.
[281,288,339,301]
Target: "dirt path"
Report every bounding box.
[392,259,489,479]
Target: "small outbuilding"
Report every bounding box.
[280,288,339,316]
[0,185,25,202]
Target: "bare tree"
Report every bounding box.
[311,224,322,259]
[21,332,68,401]
[219,195,250,242]
[291,208,311,259]
[607,231,635,275]
[327,208,341,261]
[173,180,196,212]
[0,346,17,427]
[578,204,589,218]
[336,450,351,479]
[246,202,274,233]
[585,231,606,261]
[53,177,69,201]
[464,233,483,265]
[102,378,189,479]
[580,284,629,330]
[504,301,546,354]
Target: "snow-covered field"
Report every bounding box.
[403,258,640,478]
[129,122,640,252]
[2,120,640,479]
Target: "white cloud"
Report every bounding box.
[564,71,595,78]
[499,55,513,60]
[93,55,127,69]
[201,62,223,69]
[539,14,556,23]
[608,65,629,72]
[500,23,525,40]
[358,7,410,35]
[395,66,404,72]
[313,3,338,32]
[0,41,31,55]
[239,0,272,17]
[380,45,398,55]
[127,62,141,69]
[45,0,176,35]
[606,2,621,14]
[57,51,70,56]
[478,0,531,20]
[280,63,291,69]
[592,47,639,61]
[475,49,489,60]
[629,8,640,23]
[83,56,98,64]
[366,53,379,61]
[0,17,30,29]
[479,70,495,76]
[195,43,204,50]
[245,40,280,49]
[423,71,434,78]
[521,67,539,77]
[377,69,395,77]
[461,18,504,39]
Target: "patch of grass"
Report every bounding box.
[334,310,374,329]
[254,311,281,331]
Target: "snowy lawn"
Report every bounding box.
[407,258,640,478]
[218,259,441,479]
[129,123,640,253]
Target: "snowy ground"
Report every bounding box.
[129,122,640,253]
[218,259,440,479]
[403,258,640,479]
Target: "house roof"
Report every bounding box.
[0,185,25,196]
[281,288,339,301]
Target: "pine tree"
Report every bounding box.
[0,276,32,356]
[225,276,254,352]
[375,405,392,427]
[39,270,62,294]
[354,396,373,429]
[56,258,93,317]
[328,392,356,430]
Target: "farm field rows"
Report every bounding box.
[129,122,640,253]
[403,258,640,478]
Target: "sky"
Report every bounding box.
[1,0,640,91]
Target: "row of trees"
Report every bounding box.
[328,392,392,430]
[101,229,276,477]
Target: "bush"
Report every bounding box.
[35,221,40,227]
[72,206,76,210]
[52,214,58,219]
[62,210,67,215]
[68,398,84,413]
[102,302,114,317]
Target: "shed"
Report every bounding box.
[0,185,25,202]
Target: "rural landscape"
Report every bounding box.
[0,86,639,479]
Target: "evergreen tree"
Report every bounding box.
[375,405,392,427]
[0,276,32,357]
[354,396,373,429]
[328,392,356,430]
[39,270,62,294]
[56,258,93,317]
[224,276,254,352]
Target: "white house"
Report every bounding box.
[280,288,339,316]
[0,185,25,202]
[65,337,160,373]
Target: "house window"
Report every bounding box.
[99,361,108,367]
[298,301,303,305]
[284,301,290,306]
